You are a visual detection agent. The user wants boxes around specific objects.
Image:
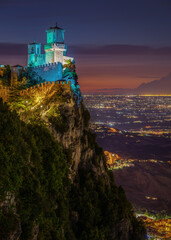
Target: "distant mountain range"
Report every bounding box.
[94,73,171,95]
[135,72,171,95]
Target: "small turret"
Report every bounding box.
[28,42,45,67]
[28,41,41,55]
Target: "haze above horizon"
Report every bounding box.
[0,0,171,91]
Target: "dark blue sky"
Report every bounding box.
[1,0,171,91]
[1,0,171,45]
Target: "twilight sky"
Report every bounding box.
[0,0,171,92]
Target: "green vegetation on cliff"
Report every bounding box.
[0,99,145,240]
[0,100,73,239]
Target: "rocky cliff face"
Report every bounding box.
[0,87,145,239]
[49,102,106,179]
[42,94,145,240]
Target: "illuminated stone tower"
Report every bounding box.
[27,24,74,67]
[44,23,67,64]
[28,42,45,67]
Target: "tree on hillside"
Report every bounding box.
[63,60,75,72]
[63,60,78,82]
[5,65,11,83]
[8,68,44,103]
[0,65,11,86]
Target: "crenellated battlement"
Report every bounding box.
[19,80,71,97]
[30,62,60,70]
[0,81,71,103]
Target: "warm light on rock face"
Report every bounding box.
[8,80,72,124]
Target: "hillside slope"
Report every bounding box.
[0,88,145,240]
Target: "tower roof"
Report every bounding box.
[28,41,41,45]
[48,23,64,31]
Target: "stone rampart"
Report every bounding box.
[19,80,71,97]
[0,81,71,102]
[30,62,63,82]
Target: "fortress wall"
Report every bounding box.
[0,81,71,103]
[0,86,10,103]
[31,62,63,82]
[28,53,45,67]
[19,80,71,97]
[37,54,45,66]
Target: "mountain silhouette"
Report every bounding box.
[135,72,171,95]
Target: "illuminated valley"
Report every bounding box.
[84,95,171,134]
[137,216,171,240]
[84,95,171,239]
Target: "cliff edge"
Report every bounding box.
[0,78,145,239]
